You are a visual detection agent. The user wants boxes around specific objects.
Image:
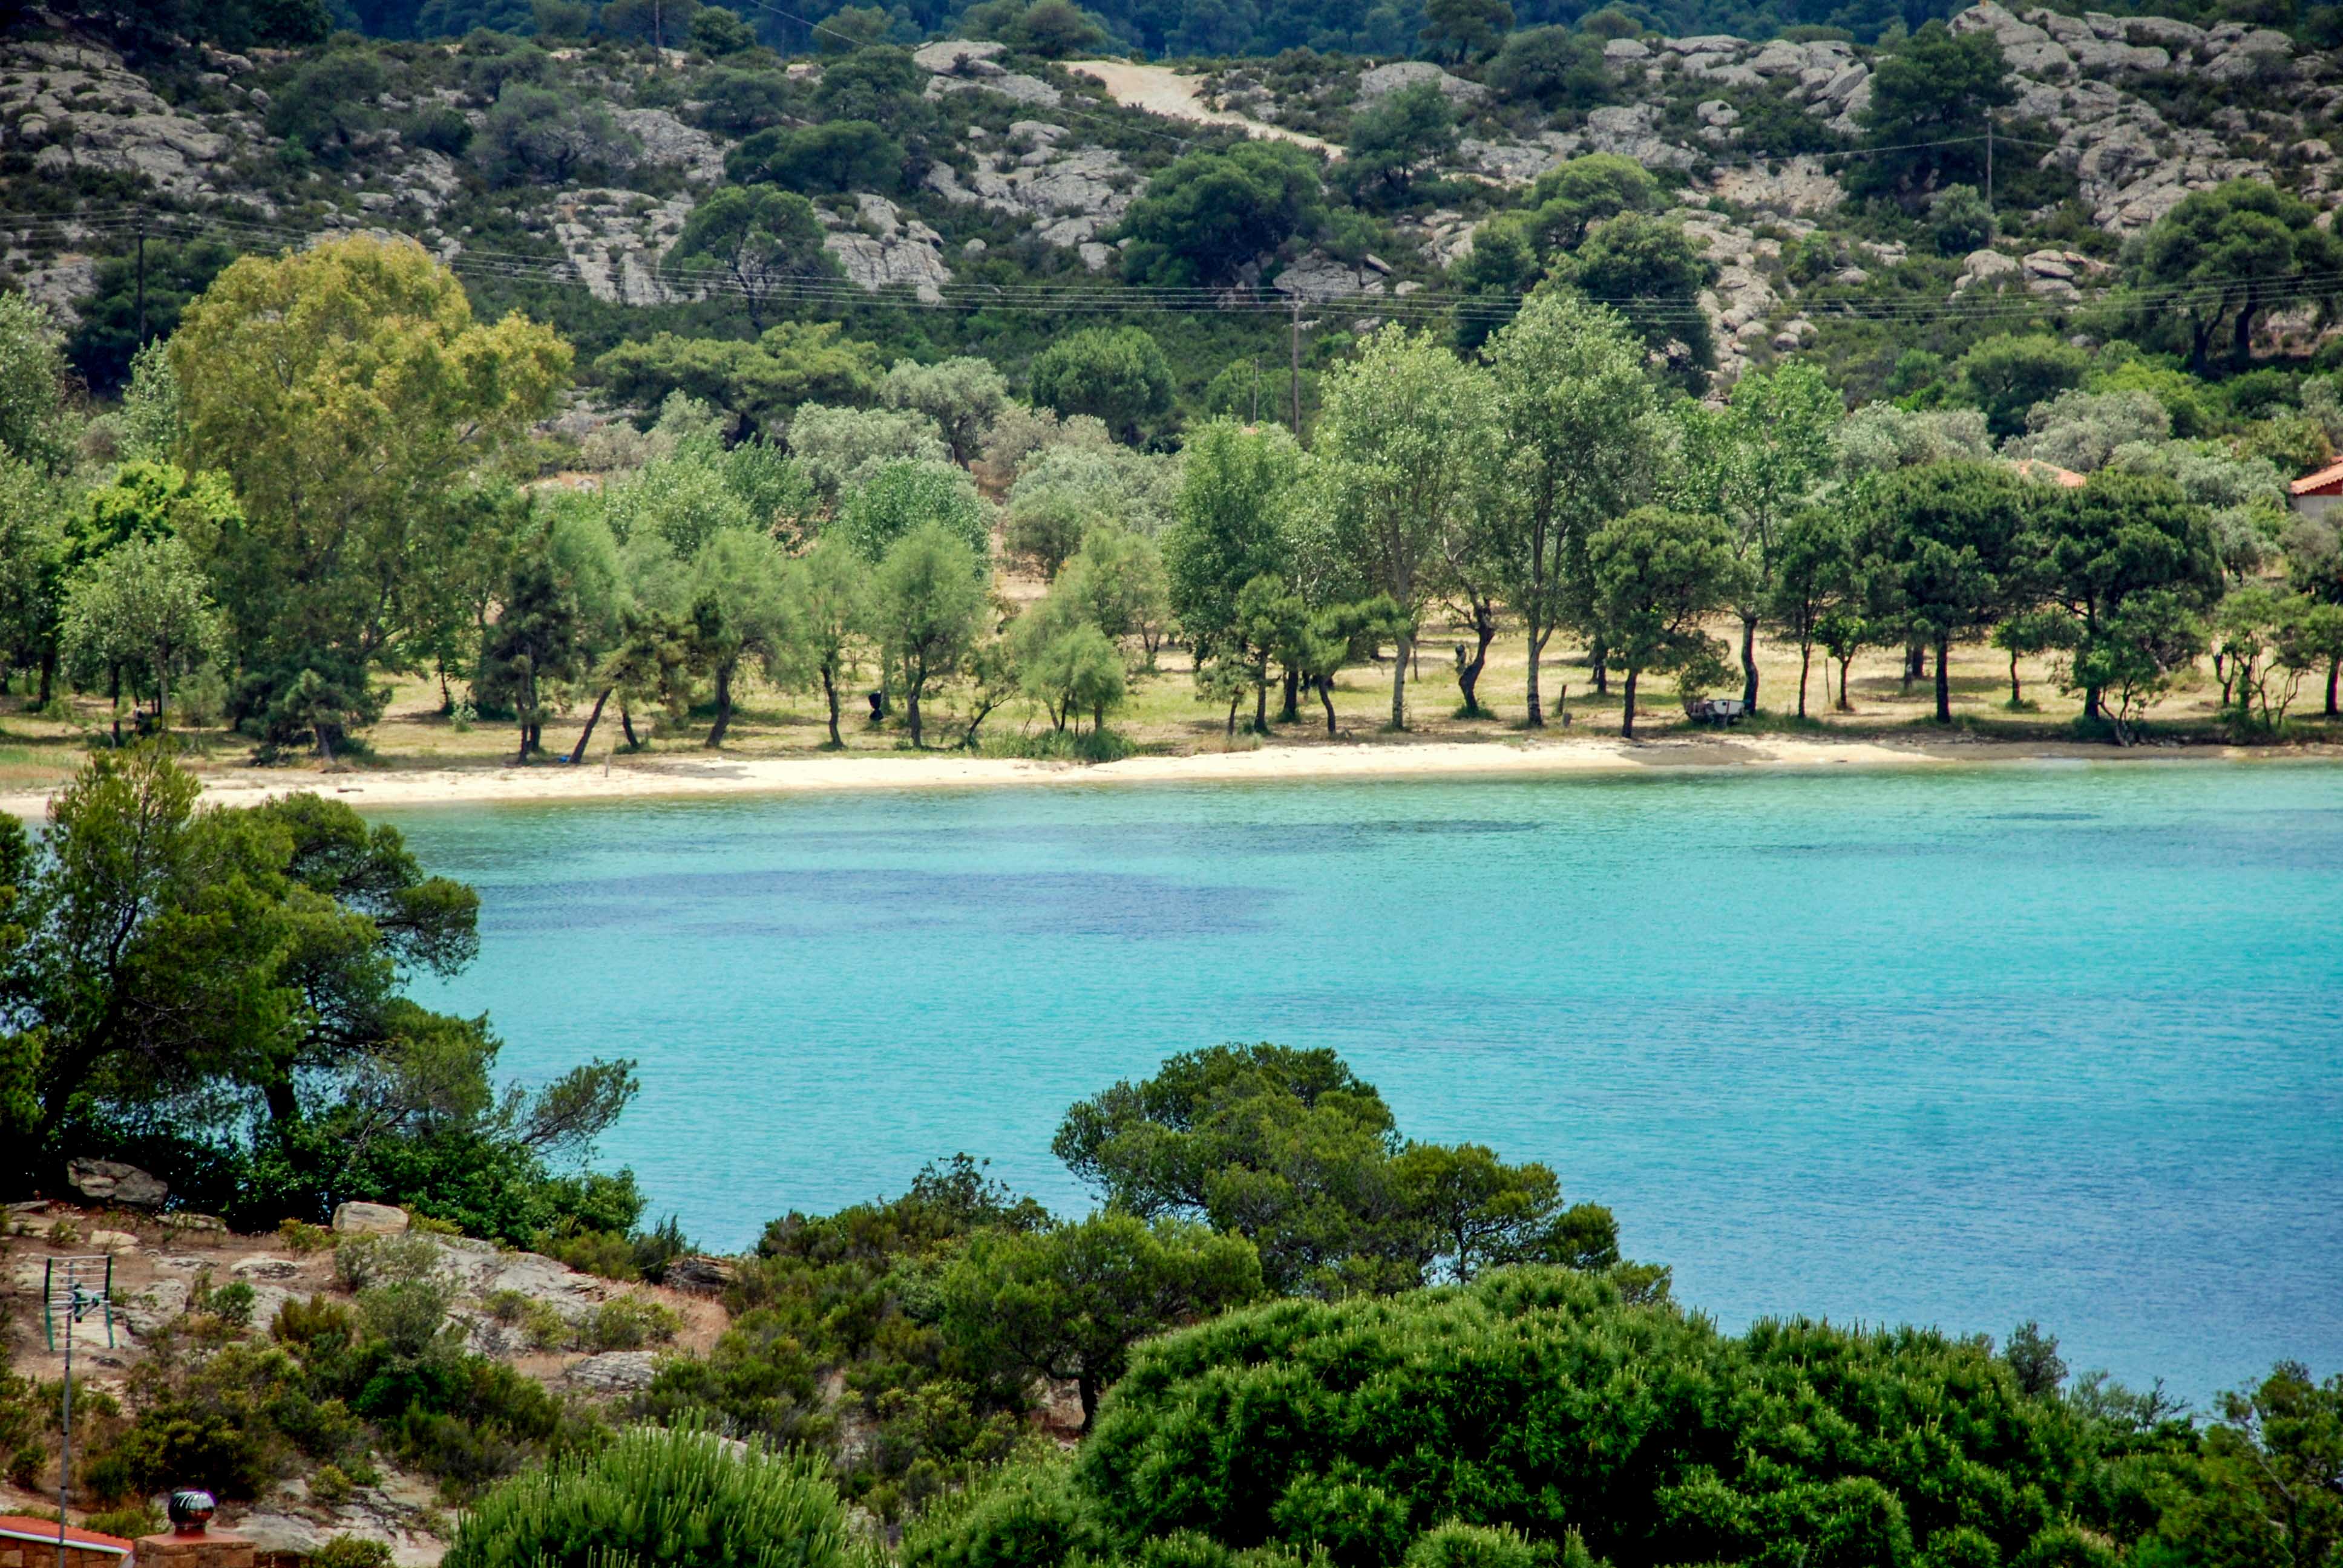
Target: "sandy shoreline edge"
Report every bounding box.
[4,733,2324,817]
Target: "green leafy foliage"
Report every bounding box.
[444,1424,850,1568]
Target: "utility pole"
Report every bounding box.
[1288,296,1302,440]
[45,1257,113,1568]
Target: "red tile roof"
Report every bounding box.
[2289,459,2343,496]
[0,1516,135,1553]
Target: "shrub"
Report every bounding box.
[310,1539,396,1568]
[272,1294,358,1351]
[205,1281,257,1327]
[442,1424,850,1568]
[538,1229,639,1282]
[312,1462,356,1504]
[336,1234,445,1293]
[580,1296,683,1353]
[278,1218,334,1254]
[84,1504,162,1540]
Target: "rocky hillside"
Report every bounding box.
[4,1192,730,1564]
[5,0,2339,410]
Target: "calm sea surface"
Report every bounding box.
[385,760,2343,1402]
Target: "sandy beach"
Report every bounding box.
[5,731,2309,818]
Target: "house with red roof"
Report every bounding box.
[2290,457,2343,521]
[0,1515,133,1568]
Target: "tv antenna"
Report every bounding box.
[42,1256,114,1568]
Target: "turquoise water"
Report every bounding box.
[385,760,2343,1403]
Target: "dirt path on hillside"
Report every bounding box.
[1065,59,1338,153]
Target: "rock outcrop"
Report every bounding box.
[822,194,952,302]
[67,1160,168,1209]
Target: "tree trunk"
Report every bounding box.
[36,646,54,706]
[1835,655,1852,712]
[1934,633,1952,723]
[1590,638,1608,696]
[1319,675,1337,736]
[821,663,842,746]
[1620,666,1639,739]
[2009,653,2024,706]
[568,686,612,765]
[2326,658,2338,717]
[1390,632,1410,730]
[1459,598,1496,716]
[906,671,925,747]
[1525,621,1548,729]
[706,661,734,748]
[1901,642,1921,693]
[1225,687,1240,737]
[1797,642,1812,719]
[110,664,121,748]
[621,701,640,749]
[1254,668,1269,734]
[1279,667,1299,724]
[1740,610,1760,710]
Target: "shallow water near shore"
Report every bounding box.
[386,759,2343,1402]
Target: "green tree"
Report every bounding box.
[668,185,841,334]
[868,523,987,747]
[1420,0,1512,62]
[0,746,644,1221]
[835,460,992,567]
[1486,27,1610,109]
[595,324,884,435]
[1309,327,1493,730]
[1118,142,1327,289]
[1860,461,2036,722]
[0,460,68,704]
[1053,1042,1418,1296]
[443,1424,848,1568]
[476,544,585,763]
[1848,21,2015,203]
[56,535,226,728]
[1057,524,1171,664]
[726,120,906,195]
[1556,214,1715,374]
[1585,505,1740,737]
[171,235,570,751]
[1017,616,1128,736]
[1029,328,1175,446]
[1490,289,1659,727]
[2132,180,2343,371]
[1680,361,1842,710]
[2036,471,2222,726]
[689,528,797,748]
[781,537,867,747]
[884,356,1011,467]
[1766,508,1862,719]
[479,84,637,184]
[1335,80,1458,210]
[1955,335,2091,441]
[0,291,67,471]
[1389,1142,1619,1283]
[941,1214,1264,1431]
[1165,420,1300,664]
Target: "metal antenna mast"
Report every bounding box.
[43,1255,114,1568]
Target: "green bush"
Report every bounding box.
[917,1267,2132,1568]
[442,1424,850,1568]
[310,1539,396,1568]
[580,1297,683,1353]
[84,1504,162,1539]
